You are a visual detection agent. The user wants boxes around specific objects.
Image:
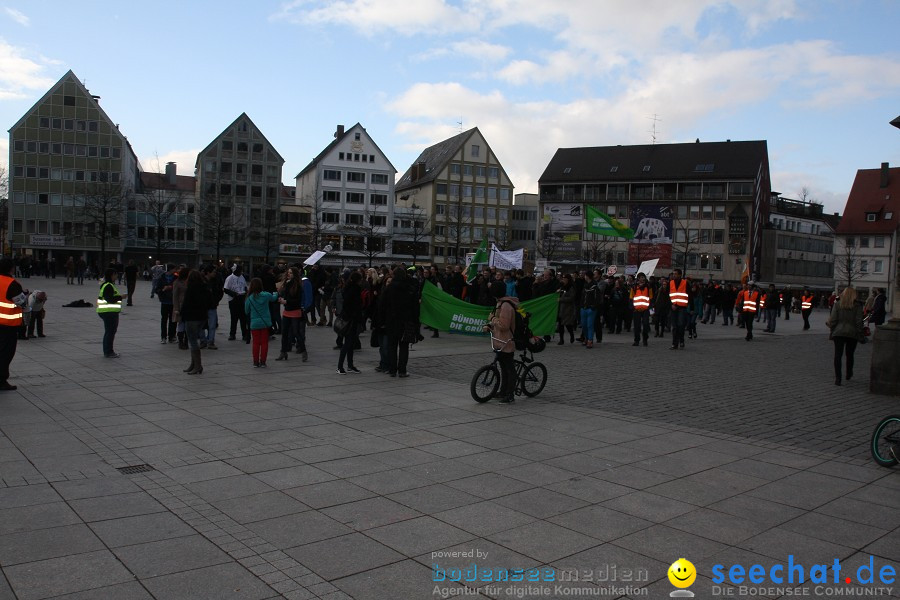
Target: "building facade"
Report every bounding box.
[7,70,141,270]
[834,162,900,304]
[194,113,284,266]
[537,140,771,281]
[394,127,514,265]
[295,124,396,266]
[511,193,538,264]
[759,194,837,291]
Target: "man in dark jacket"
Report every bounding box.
[202,265,224,349]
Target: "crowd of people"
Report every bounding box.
[0,254,885,394]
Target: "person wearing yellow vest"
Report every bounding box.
[668,269,689,350]
[97,268,125,358]
[0,258,27,391]
[735,281,761,341]
[631,272,653,347]
[801,287,815,330]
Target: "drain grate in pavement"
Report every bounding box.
[116,464,155,474]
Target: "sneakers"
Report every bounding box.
[259,362,267,368]
[374,367,386,372]
[498,395,514,404]
[398,373,409,378]
[207,343,217,350]
[336,367,346,374]
[160,338,168,344]
[253,362,260,368]
[347,366,361,374]
[105,353,121,358]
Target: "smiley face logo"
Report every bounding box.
[668,558,696,589]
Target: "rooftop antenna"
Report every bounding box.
[648,114,661,144]
[457,118,463,133]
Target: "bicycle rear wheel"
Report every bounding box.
[471,364,501,403]
[521,362,547,397]
[871,415,900,467]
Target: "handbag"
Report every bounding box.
[333,316,350,336]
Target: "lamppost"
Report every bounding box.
[869,116,900,395]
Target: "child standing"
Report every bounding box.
[244,277,281,368]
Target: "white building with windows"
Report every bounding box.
[834,163,900,304]
[295,124,397,265]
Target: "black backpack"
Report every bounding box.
[499,300,532,350]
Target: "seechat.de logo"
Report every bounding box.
[668,558,696,598]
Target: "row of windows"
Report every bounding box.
[770,217,825,234]
[322,170,389,185]
[13,140,122,158]
[205,162,279,178]
[205,184,278,200]
[511,229,536,241]
[448,164,499,178]
[221,140,264,153]
[677,229,725,244]
[435,205,510,220]
[512,210,537,221]
[12,167,121,184]
[318,235,386,253]
[13,219,118,238]
[776,259,834,278]
[777,236,834,254]
[322,191,388,205]
[13,190,125,206]
[673,253,724,271]
[542,182,753,202]
[36,117,99,132]
[845,236,886,249]
[338,152,377,163]
[433,226,503,240]
[132,227,195,241]
[436,184,511,201]
[321,213,388,227]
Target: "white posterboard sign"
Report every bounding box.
[625,265,638,276]
[606,265,617,275]
[304,250,327,266]
[637,258,659,277]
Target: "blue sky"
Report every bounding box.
[2,0,898,214]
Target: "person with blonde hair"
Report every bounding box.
[828,286,864,386]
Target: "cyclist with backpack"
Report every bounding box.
[483,284,518,404]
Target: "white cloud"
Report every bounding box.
[139,149,201,177]
[4,7,29,26]
[273,0,482,35]
[413,39,511,64]
[0,40,57,100]
[0,136,8,168]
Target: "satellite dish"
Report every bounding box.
[323,245,333,253]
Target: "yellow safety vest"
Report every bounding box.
[97,282,122,314]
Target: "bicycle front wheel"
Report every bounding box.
[521,362,547,397]
[471,364,501,403]
[871,415,900,467]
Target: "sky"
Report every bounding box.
[1,0,899,215]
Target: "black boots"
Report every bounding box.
[187,349,202,375]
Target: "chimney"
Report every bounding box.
[881,162,889,188]
[91,95,101,104]
[335,125,344,139]
[165,162,177,186]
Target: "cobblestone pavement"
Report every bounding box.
[0,277,898,600]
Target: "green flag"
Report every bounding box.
[466,239,489,284]
[585,204,634,238]
[419,281,559,336]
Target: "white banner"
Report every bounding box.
[489,245,523,270]
[637,258,659,277]
[303,250,327,266]
[30,235,66,247]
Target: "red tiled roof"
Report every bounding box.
[140,172,195,193]
[836,166,900,234]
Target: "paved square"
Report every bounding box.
[0,278,898,599]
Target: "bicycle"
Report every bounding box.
[470,334,547,402]
[871,415,900,467]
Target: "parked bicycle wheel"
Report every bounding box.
[471,364,501,403]
[520,362,547,397]
[871,415,900,467]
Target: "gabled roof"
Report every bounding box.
[140,172,195,193]
[10,69,141,168]
[538,140,769,184]
[194,112,285,168]
[835,166,900,235]
[395,128,476,193]
[294,123,397,179]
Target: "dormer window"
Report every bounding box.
[563,168,571,174]
[354,132,361,140]
[694,163,715,172]
[609,166,618,173]
[642,165,651,172]
[886,212,894,220]
[866,213,877,222]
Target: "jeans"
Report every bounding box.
[722,306,734,326]
[497,351,516,399]
[281,316,306,353]
[632,310,650,343]
[99,312,119,356]
[251,328,269,364]
[580,308,597,342]
[833,336,858,380]
[379,331,390,370]
[205,308,218,343]
[670,307,687,346]
[27,311,44,337]
[185,320,204,351]
[386,334,410,374]
[765,308,778,332]
[703,303,716,323]
[338,321,359,369]
[160,304,175,340]
[126,278,136,305]
[744,311,755,338]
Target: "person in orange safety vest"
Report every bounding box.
[801,287,815,330]
[736,280,761,341]
[0,258,27,391]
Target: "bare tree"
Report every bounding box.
[250,208,281,263]
[299,192,335,252]
[81,179,131,268]
[798,186,822,205]
[583,233,616,264]
[441,190,469,265]
[342,203,388,267]
[198,193,244,263]
[0,165,8,255]
[404,203,431,266]
[670,210,699,277]
[834,237,865,288]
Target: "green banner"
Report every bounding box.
[585,204,635,238]
[419,281,559,336]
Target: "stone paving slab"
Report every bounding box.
[0,277,897,599]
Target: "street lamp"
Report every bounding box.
[869,116,900,395]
